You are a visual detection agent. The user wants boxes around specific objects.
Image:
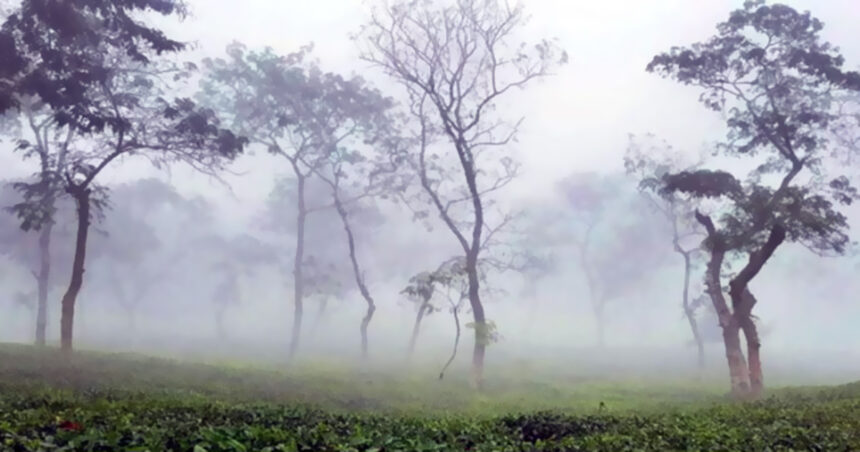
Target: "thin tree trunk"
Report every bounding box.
[408,300,430,358]
[593,300,606,348]
[439,300,463,380]
[577,224,601,347]
[60,188,91,353]
[334,198,376,361]
[465,250,486,388]
[680,252,705,371]
[35,222,52,346]
[126,306,136,332]
[311,298,328,337]
[215,306,227,340]
[289,174,307,361]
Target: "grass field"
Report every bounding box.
[0,343,858,451]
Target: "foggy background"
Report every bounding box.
[1,0,859,385]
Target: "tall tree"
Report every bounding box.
[201,44,390,359]
[1,0,246,352]
[650,0,860,397]
[625,135,708,371]
[0,180,74,343]
[2,97,73,345]
[298,70,399,361]
[195,234,278,341]
[359,0,566,386]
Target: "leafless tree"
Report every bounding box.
[358,0,566,386]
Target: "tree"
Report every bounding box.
[831,91,860,166]
[0,178,75,345]
[295,66,400,361]
[401,269,438,358]
[196,234,278,341]
[558,173,667,347]
[1,96,73,346]
[87,179,204,333]
[359,0,566,386]
[1,1,246,352]
[625,134,708,371]
[649,0,860,398]
[201,44,371,359]
[400,256,498,377]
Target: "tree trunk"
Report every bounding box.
[289,175,307,361]
[334,198,376,361]
[593,300,606,348]
[726,226,784,398]
[465,250,486,388]
[408,300,430,358]
[685,306,705,371]
[695,212,752,397]
[60,188,91,353]
[732,287,763,398]
[680,252,705,371]
[215,307,227,341]
[35,222,52,346]
[721,317,750,397]
[439,300,463,380]
[126,306,136,332]
[738,313,762,397]
[311,298,328,337]
[577,226,601,347]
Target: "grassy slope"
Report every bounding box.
[0,343,858,451]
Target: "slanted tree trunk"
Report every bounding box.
[333,198,376,360]
[35,222,52,346]
[289,172,307,361]
[695,212,751,396]
[408,299,430,358]
[439,298,463,380]
[60,187,91,353]
[334,200,376,360]
[727,225,785,399]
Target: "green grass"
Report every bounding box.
[0,343,858,451]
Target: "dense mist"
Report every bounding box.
[1,0,859,397]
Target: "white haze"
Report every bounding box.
[1,0,859,386]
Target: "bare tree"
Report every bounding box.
[359,0,566,386]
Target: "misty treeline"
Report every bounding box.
[0,0,858,398]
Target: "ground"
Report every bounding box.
[0,344,858,451]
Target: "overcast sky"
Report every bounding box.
[2,0,859,226]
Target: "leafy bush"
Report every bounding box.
[0,346,858,451]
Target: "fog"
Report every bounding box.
[1,0,860,393]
